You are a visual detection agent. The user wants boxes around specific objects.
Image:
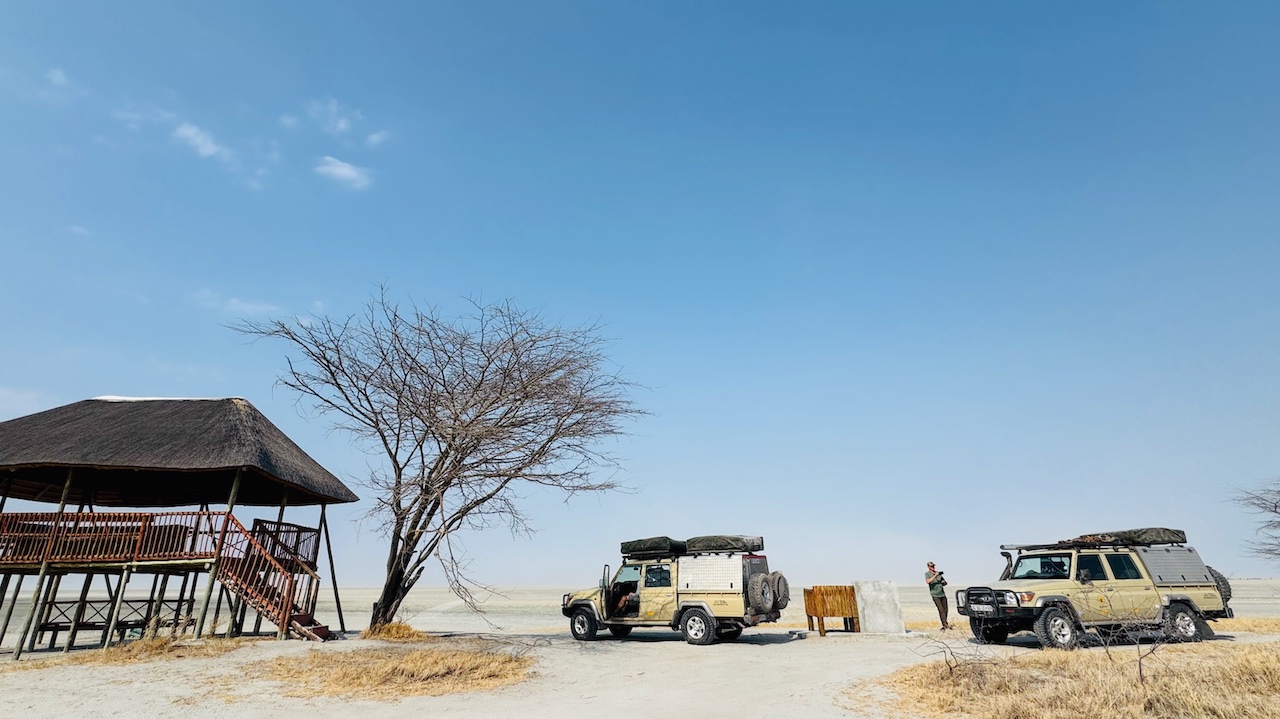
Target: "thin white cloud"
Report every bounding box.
[314,156,371,190]
[37,67,86,104]
[279,114,299,129]
[366,130,391,148]
[172,122,235,165]
[113,102,178,131]
[68,225,91,236]
[192,289,281,316]
[307,97,363,135]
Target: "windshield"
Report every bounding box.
[1010,554,1072,580]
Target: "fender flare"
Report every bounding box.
[1162,595,1204,616]
[568,600,604,628]
[1034,597,1083,627]
[672,601,715,629]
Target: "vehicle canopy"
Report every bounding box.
[620,535,764,560]
[1001,527,1186,552]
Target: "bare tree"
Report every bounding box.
[237,290,645,626]
[1237,482,1280,560]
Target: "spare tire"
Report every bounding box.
[769,572,790,610]
[748,572,775,613]
[1206,566,1232,605]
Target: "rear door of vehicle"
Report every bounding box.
[1105,551,1160,621]
[640,561,677,622]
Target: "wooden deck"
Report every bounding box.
[0,511,332,654]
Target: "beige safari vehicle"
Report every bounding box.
[957,528,1233,649]
[561,535,789,644]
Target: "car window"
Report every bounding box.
[1105,553,1144,580]
[614,564,641,583]
[1010,554,1072,579]
[644,564,672,588]
[1077,554,1107,582]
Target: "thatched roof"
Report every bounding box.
[0,398,358,507]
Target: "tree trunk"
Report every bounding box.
[369,560,409,626]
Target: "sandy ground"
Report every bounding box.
[1,580,1277,719]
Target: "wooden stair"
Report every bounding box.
[290,612,330,642]
[216,517,332,641]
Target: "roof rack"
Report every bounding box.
[1001,527,1186,552]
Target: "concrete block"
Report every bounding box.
[854,580,905,634]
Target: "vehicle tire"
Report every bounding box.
[1163,602,1203,643]
[717,627,743,641]
[1033,606,1080,650]
[680,608,716,645]
[570,608,597,641]
[607,625,632,638]
[969,618,1009,644]
[748,573,775,613]
[1207,566,1233,605]
[769,572,790,610]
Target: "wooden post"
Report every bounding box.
[100,567,132,651]
[0,575,9,636]
[35,574,62,650]
[320,504,346,633]
[0,476,11,514]
[13,469,74,660]
[147,573,170,639]
[170,571,191,638]
[64,573,95,652]
[194,469,242,638]
[0,575,25,650]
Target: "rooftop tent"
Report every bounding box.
[0,397,358,507]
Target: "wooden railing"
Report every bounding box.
[0,512,225,565]
[252,520,321,570]
[215,515,299,632]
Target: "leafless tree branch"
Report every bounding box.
[235,288,647,625]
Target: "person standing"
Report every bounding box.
[926,561,951,630]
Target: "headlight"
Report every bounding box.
[956,590,967,605]
[999,591,1018,606]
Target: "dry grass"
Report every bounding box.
[873,641,1280,719]
[0,637,250,675]
[1215,617,1280,634]
[360,621,434,642]
[246,646,531,700]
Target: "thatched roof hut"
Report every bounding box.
[0,397,357,507]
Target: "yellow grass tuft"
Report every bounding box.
[1214,617,1280,634]
[0,637,249,675]
[360,621,433,642]
[871,641,1280,719]
[248,646,531,700]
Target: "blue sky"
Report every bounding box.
[2,3,1279,591]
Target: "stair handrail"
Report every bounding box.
[219,515,297,631]
[251,521,324,616]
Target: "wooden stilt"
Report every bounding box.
[100,567,132,651]
[0,574,23,650]
[37,574,63,650]
[170,572,191,638]
[194,470,241,638]
[13,470,74,660]
[147,574,170,639]
[98,570,123,648]
[320,505,346,633]
[143,574,160,634]
[64,573,95,652]
[0,575,10,636]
